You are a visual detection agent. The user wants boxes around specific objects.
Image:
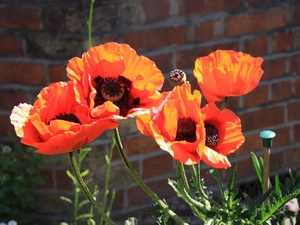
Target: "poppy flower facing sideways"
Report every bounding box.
[136,83,206,165]
[201,102,245,168]
[67,42,164,119]
[10,81,118,155]
[193,50,264,102]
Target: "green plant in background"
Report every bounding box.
[60,143,116,225]
[0,138,45,224]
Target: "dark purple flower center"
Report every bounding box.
[94,75,140,117]
[175,117,197,142]
[50,113,81,124]
[169,69,185,82]
[205,123,220,148]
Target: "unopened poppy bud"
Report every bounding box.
[169,69,187,87]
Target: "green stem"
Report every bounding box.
[87,0,95,48]
[68,152,116,225]
[176,161,191,195]
[113,128,188,225]
[220,97,228,110]
[100,137,116,225]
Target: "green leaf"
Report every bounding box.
[250,152,263,185]
[76,213,94,220]
[66,170,76,183]
[78,199,90,209]
[60,222,69,225]
[80,169,89,177]
[275,173,281,196]
[60,196,73,204]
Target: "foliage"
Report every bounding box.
[0,138,45,224]
[166,158,300,225]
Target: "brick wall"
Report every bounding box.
[1,0,300,224]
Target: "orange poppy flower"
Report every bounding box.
[136,83,206,165]
[200,102,245,168]
[10,81,118,155]
[193,50,264,102]
[67,42,164,119]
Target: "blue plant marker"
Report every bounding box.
[259,130,276,148]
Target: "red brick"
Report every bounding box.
[176,42,239,69]
[0,62,46,85]
[177,0,240,16]
[243,35,268,56]
[243,0,272,7]
[272,126,290,148]
[236,133,263,157]
[272,32,294,53]
[46,7,64,32]
[49,64,67,83]
[148,53,173,74]
[269,151,285,172]
[0,34,22,56]
[0,89,28,110]
[0,5,42,30]
[290,54,300,75]
[291,6,300,25]
[285,148,300,167]
[261,58,286,80]
[55,169,73,190]
[127,179,175,207]
[295,78,300,96]
[0,114,14,135]
[293,124,300,142]
[141,0,170,23]
[288,101,300,121]
[235,158,257,180]
[123,25,188,52]
[142,153,173,178]
[239,106,285,132]
[226,96,240,111]
[194,19,222,42]
[225,7,286,37]
[271,80,292,102]
[124,135,160,156]
[243,84,268,108]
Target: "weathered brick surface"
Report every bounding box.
[194,19,222,42]
[0,62,47,85]
[225,7,286,37]
[0,5,42,30]
[0,34,23,56]
[243,35,268,56]
[1,0,300,222]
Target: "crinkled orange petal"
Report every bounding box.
[201,102,245,167]
[194,50,264,102]
[136,83,205,165]
[34,120,117,154]
[201,146,231,169]
[90,101,120,119]
[10,103,33,138]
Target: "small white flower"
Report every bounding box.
[1,145,12,154]
[8,221,17,225]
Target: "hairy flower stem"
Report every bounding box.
[220,97,228,110]
[68,152,116,225]
[113,128,188,225]
[87,0,95,48]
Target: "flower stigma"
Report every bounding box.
[205,123,220,148]
[94,75,140,117]
[50,113,81,124]
[175,117,197,142]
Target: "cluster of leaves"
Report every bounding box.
[60,146,116,225]
[60,148,98,225]
[155,154,300,225]
[0,139,45,224]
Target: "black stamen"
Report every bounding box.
[205,123,220,148]
[175,117,197,142]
